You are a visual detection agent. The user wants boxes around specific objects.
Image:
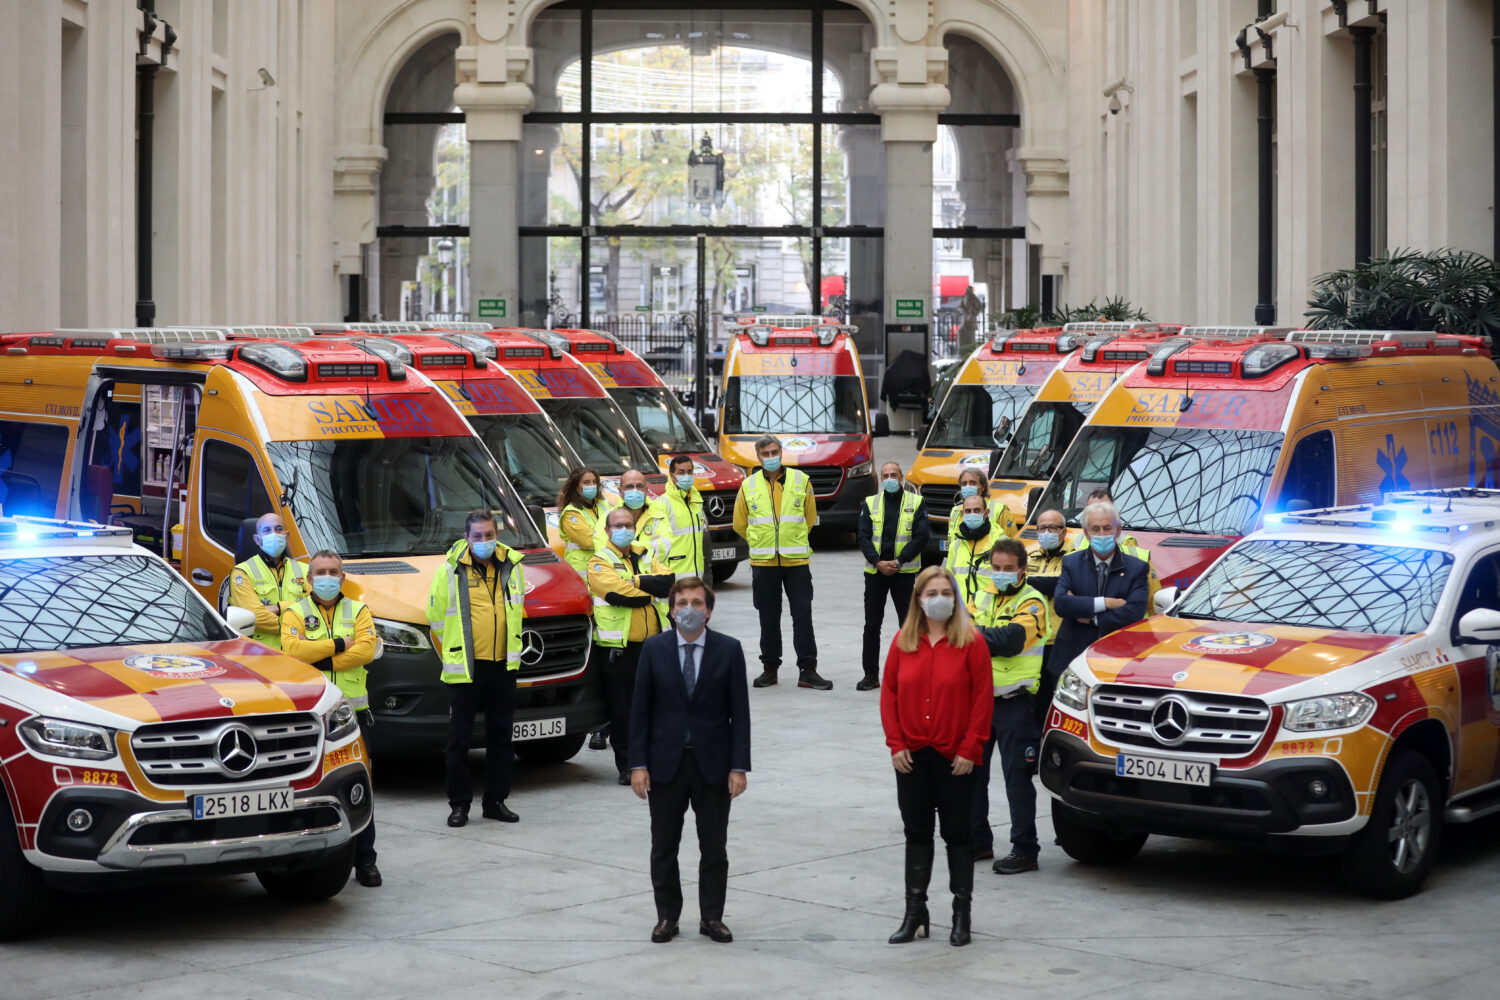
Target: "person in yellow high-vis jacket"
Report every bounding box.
[945,468,1018,555]
[428,510,527,829]
[659,454,708,579]
[732,434,830,690]
[856,462,930,691]
[945,492,998,609]
[966,538,1051,875]
[281,549,381,888]
[229,512,309,649]
[558,466,604,578]
[588,507,674,784]
[594,467,671,561]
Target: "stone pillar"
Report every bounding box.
[1017,153,1069,306]
[333,145,386,318]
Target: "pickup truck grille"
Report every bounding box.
[1090,686,1270,757]
[800,465,844,497]
[130,713,323,786]
[920,484,958,520]
[519,613,591,679]
[701,490,736,528]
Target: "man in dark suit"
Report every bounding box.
[1047,501,1150,706]
[630,576,751,945]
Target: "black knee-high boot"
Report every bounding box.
[947,844,973,946]
[888,841,933,944]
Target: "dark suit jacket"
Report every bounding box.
[629,626,751,785]
[1049,547,1150,679]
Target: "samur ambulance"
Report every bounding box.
[527,327,748,578]
[0,329,601,763]
[716,317,881,530]
[1042,488,1500,898]
[1029,328,1500,592]
[0,516,373,936]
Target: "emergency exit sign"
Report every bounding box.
[477,298,507,318]
[895,298,924,318]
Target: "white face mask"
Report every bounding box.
[921,594,955,622]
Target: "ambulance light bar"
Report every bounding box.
[301,322,423,335]
[56,328,229,344]
[0,517,134,547]
[419,322,494,332]
[517,330,571,358]
[744,323,853,346]
[442,333,500,361]
[1060,321,1142,333]
[1177,326,1297,340]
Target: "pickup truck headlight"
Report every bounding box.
[850,460,874,478]
[324,699,359,741]
[1282,692,1375,732]
[19,717,117,760]
[373,618,431,653]
[1054,667,1090,712]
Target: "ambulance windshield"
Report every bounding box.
[1176,539,1452,635]
[265,436,544,558]
[1037,425,1283,536]
[608,386,710,453]
[722,375,865,436]
[538,397,659,474]
[994,400,1091,480]
[926,384,1038,450]
[467,413,579,510]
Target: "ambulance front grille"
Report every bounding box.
[130,713,323,786]
[1090,686,1271,757]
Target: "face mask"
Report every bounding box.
[675,474,695,491]
[921,594,955,622]
[673,605,707,634]
[610,527,635,549]
[311,575,342,602]
[959,484,979,500]
[580,484,598,502]
[258,533,286,559]
[962,512,986,530]
[1038,530,1063,552]
[470,538,497,561]
[1089,534,1118,557]
[989,570,1020,590]
[623,489,646,510]
[882,477,901,493]
[762,455,781,473]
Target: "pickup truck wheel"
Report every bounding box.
[1339,749,1440,899]
[1052,800,1148,865]
[0,793,50,939]
[514,732,587,765]
[256,843,354,903]
[710,560,738,583]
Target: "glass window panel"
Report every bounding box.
[821,123,883,227]
[523,121,582,226]
[531,7,581,113]
[823,8,876,114]
[519,236,582,328]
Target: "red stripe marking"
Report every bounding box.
[1241,669,1315,698]
[1367,675,1430,734]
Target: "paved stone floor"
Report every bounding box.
[6,435,1500,999]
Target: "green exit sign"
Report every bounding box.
[895,298,924,318]
[477,298,507,319]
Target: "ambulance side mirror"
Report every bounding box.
[1457,608,1500,645]
[225,605,257,638]
[698,411,718,436]
[1153,586,1180,615]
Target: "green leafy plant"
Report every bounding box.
[1304,249,1500,340]
[992,298,1150,330]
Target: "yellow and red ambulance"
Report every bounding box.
[1041,488,1500,898]
[0,515,372,932]
[1030,328,1500,592]
[0,330,600,762]
[715,317,879,530]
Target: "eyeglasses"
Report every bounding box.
[1036,526,1065,535]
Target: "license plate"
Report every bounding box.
[514,717,565,742]
[711,547,736,561]
[1115,753,1211,786]
[193,787,294,820]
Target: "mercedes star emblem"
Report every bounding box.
[706,495,727,520]
[519,629,545,666]
[1150,696,1192,746]
[214,724,258,775]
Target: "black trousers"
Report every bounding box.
[895,746,975,849]
[1033,646,1057,731]
[355,711,377,867]
[648,749,732,922]
[751,563,817,670]
[971,693,1040,857]
[445,659,517,809]
[596,640,643,774]
[862,571,916,679]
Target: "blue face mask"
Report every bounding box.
[311,575,342,602]
[882,477,901,493]
[470,538,497,561]
[580,484,598,502]
[675,474,695,491]
[1038,530,1063,552]
[762,455,781,473]
[962,512,986,530]
[623,489,646,510]
[989,570,1020,590]
[1089,534,1118,557]
[610,527,635,549]
[959,484,979,499]
[258,533,287,558]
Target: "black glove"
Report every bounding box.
[333,637,347,654]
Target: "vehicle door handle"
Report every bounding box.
[191,569,213,586]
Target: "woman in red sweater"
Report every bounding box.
[880,564,992,947]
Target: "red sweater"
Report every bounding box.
[880,630,993,763]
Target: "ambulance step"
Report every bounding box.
[1445,787,1500,824]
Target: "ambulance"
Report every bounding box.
[716,317,881,530]
[527,327,747,578]
[1042,489,1500,898]
[0,330,601,762]
[1029,328,1500,591]
[0,515,373,936]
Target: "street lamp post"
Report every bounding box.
[436,238,455,320]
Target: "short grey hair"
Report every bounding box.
[308,549,343,570]
[755,434,782,455]
[1081,500,1120,533]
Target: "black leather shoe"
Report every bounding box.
[446,807,468,828]
[855,674,880,691]
[650,919,679,943]
[699,919,733,943]
[589,730,609,751]
[617,771,631,786]
[992,852,1039,875]
[482,801,520,823]
[797,669,833,690]
[355,863,382,887]
[752,669,778,687]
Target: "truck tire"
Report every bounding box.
[0,791,50,940]
[514,732,588,765]
[256,843,354,903]
[1052,800,1148,866]
[711,560,738,583]
[1339,749,1440,899]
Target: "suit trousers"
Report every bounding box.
[750,563,817,671]
[596,640,643,774]
[895,746,975,849]
[444,660,517,809]
[648,748,732,922]
[970,693,1040,857]
[862,571,916,679]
